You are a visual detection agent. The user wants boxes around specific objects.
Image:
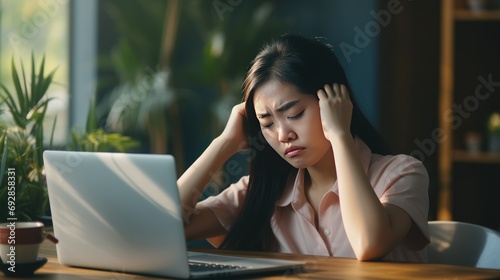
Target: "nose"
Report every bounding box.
[277,123,297,143]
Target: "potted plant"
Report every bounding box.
[0,54,56,221]
[0,54,139,222]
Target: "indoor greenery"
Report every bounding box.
[99,0,185,171]
[98,0,286,174]
[0,55,55,221]
[0,54,138,222]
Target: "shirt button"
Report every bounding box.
[324,229,330,236]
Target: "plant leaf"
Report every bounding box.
[11,57,27,116]
[1,90,27,128]
[49,115,57,148]
[36,68,57,105]
[1,85,19,114]
[31,52,36,109]
[35,55,46,104]
[0,133,8,185]
[27,98,53,124]
[33,122,44,172]
[21,58,30,111]
[86,96,98,133]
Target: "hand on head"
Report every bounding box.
[317,83,353,141]
[219,102,249,153]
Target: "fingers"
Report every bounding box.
[233,102,246,117]
[317,83,350,99]
[340,84,351,101]
[317,84,334,100]
[317,88,327,100]
[333,83,341,97]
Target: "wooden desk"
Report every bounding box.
[30,240,500,279]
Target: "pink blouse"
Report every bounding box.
[198,139,430,262]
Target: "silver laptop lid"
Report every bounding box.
[44,151,190,278]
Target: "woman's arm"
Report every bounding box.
[178,103,248,241]
[328,132,412,260]
[318,84,412,261]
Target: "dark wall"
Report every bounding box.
[276,0,380,128]
[379,0,441,219]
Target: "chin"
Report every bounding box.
[285,158,313,170]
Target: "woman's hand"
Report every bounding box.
[219,102,248,152]
[317,83,353,141]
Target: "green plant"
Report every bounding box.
[100,0,185,171]
[69,97,139,152]
[0,54,56,221]
[0,54,139,222]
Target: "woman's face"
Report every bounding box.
[253,80,332,169]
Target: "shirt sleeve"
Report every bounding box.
[375,155,430,250]
[197,175,249,247]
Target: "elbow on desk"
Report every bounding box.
[354,251,385,262]
[351,239,390,262]
[354,250,387,262]
[355,253,384,262]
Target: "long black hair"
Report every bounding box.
[220,34,388,251]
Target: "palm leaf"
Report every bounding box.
[31,52,36,108]
[0,85,18,112]
[35,55,58,108]
[1,88,26,128]
[35,55,46,105]
[37,68,57,105]
[32,124,44,183]
[48,115,58,148]
[27,98,53,124]
[11,57,27,116]
[21,59,30,111]
[0,133,8,185]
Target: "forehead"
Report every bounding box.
[253,80,307,112]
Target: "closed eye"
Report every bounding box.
[288,110,304,120]
[261,122,273,129]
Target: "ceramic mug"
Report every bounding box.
[0,221,57,264]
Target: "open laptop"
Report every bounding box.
[43,150,304,279]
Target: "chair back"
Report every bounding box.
[428,221,500,269]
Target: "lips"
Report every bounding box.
[284,146,305,157]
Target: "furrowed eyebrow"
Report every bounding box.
[277,100,300,112]
[256,100,300,119]
[257,113,270,119]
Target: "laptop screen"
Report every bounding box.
[44,151,191,278]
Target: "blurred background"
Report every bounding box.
[1,0,499,230]
[0,0,445,225]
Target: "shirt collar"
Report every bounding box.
[275,169,301,207]
[275,137,372,207]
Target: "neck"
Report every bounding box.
[305,146,337,191]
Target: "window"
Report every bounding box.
[0,0,69,145]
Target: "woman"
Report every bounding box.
[178,34,429,262]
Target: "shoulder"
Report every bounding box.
[367,154,429,195]
[355,137,428,187]
[370,154,428,178]
[369,155,431,249]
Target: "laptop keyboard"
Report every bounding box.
[189,261,248,272]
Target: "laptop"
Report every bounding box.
[43,150,304,279]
